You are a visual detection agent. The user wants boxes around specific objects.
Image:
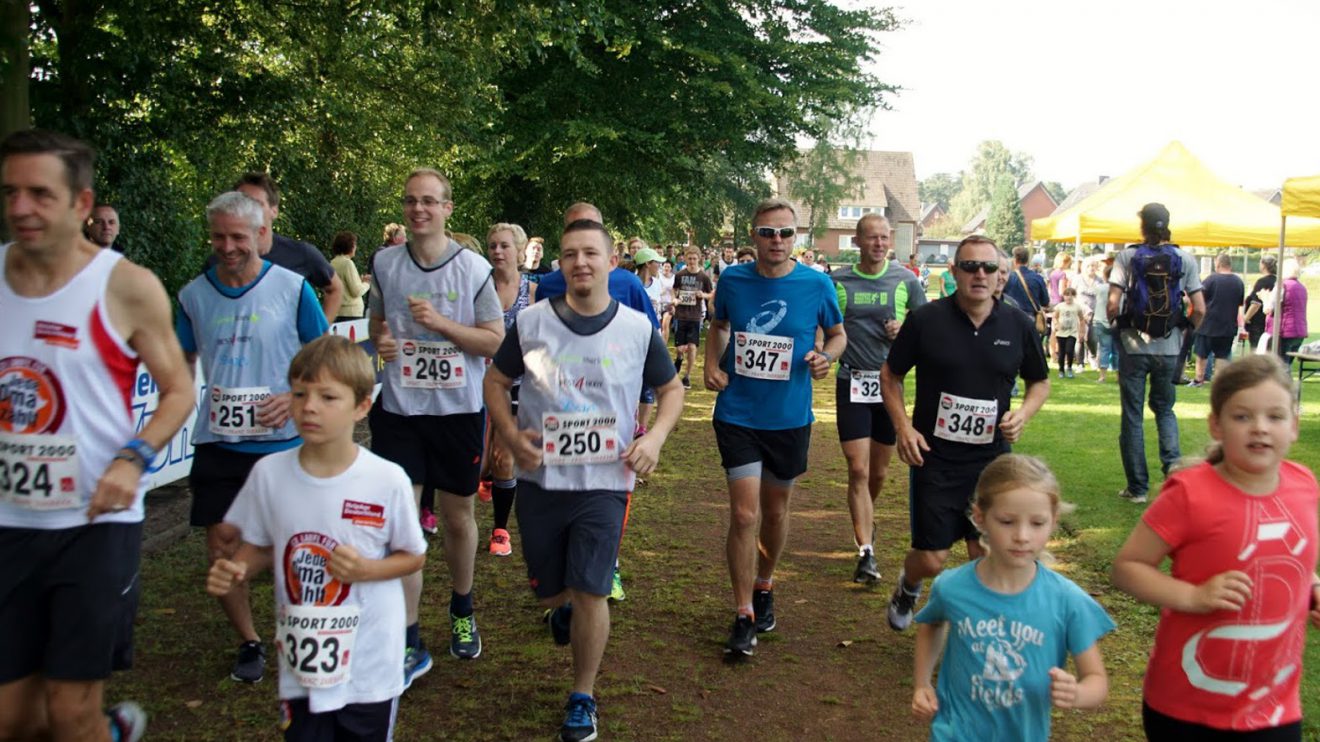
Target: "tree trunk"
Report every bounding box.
[0,0,30,139]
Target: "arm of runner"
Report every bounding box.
[703,318,731,391]
[804,323,845,380]
[483,364,541,472]
[368,311,398,362]
[319,274,344,324]
[90,262,196,520]
[1050,644,1108,710]
[408,298,505,358]
[328,543,425,584]
[912,621,947,721]
[206,541,274,596]
[882,362,926,467]
[999,377,1049,444]
[623,375,683,475]
[1112,520,1252,613]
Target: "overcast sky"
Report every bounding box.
[863,0,1319,192]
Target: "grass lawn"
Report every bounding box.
[109,327,1320,740]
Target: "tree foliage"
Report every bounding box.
[10,0,898,293]
[985,174,1025,251]
[781,113,869,246]
[918,172,959,211]
[948,140,1033,227]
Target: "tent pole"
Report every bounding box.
[1271,216,1286,355]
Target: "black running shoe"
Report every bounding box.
[752,588,775,633]
[724,615,757,656]
[230,640,265,683]
[544,603,573,646]
[853,552,881,584]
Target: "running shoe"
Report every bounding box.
[489,528,512,556]
[681,375,691,390]
[403,643,433,690]
[752,588,775,633]
[230,640,265,683]
[544,603,573,646]
[724,615,757,656]
[1066,369,1075,379]
[450,613,482,659]
[608,567,626,602]
[633,425,647,438]
[419,507,438,535]
[1118,488,1148,504]
[107,701,147,742]
[477,479,493,502]
[886,572,922,631]
[853,552,881,584]
[559,693,598,742]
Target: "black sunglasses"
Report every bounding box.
[956,260,1000,274]
[753,226,796,239]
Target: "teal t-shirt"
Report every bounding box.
[915,560,1115,742]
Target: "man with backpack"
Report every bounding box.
[1106,203,1204,504]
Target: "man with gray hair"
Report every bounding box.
[177,190,329,683]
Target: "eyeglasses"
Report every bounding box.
[753,226,796,239]
[956,260,1000,274]
[401,196,448,208]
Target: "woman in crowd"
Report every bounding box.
[330,231,369,322]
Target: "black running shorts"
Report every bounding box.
[516,481,628,599]
[673,319,702,348]
[281,697,398,742]
[189,444,269,527]
[908,455,996,551]
[712,419,811,481]
[369,405,484,496]
[835,377,897,445]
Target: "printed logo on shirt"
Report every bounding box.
[993,339,1011,347]
[283,531,350,606]
[957,614,1046,712]
[342,500,385,528]
[0,357,67,434]
[33,321,79,349]
[746,300,788,335]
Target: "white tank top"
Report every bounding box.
[0,245,142,529]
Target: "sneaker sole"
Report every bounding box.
[853,574,881,584]
[723,637,757,656]
[229,672,263,683]
[754,618,776,633]
[560,730,599,742]
[450,644,482,660]
[490,547,513,556]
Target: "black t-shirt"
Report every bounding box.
[885,296,1049,462]
[203,233,335,289]
[494,297,676,388]
[1198,272,1245,338]
[1244,274,1278,333]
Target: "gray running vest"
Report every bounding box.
[833,263,926,378]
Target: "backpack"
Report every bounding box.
[1118,242,1184,338]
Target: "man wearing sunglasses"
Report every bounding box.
[880,235,1050,632]
[832,214,926,585]
[704,198,846,656]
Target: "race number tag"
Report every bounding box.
[208,386,273,437]
[0,431,80,510]
[399,339,465,390]
[678,290,698,307]
[733,332,793,381]
[277,603,361,688]
[849,370,882,404]
[934,392,998,445]
[542,412,618,465]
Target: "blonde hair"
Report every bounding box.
[487,223,528,250]
[974,454,1074,562]
[382,223,406,242]
[451,232,483,256]
[288,336,376,405]
[1281,257,1301,281]
[406,168,452,202]
[1204,354,1296,464]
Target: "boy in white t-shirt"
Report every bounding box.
[207,336,427,741]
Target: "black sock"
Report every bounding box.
[492,480,516,530]
[450,590,473,618]
[406,622,420,649]
[674,355,683,374]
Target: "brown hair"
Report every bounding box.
[955,235,999,262]
[1,129,96,196]
[287,335,376,405]
[331,231,357,256]
[1204,354,1296,464]
[233,172,280,208]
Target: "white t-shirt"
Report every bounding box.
[658,273,675,305]
[225,446,427,713]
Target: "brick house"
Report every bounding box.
[961,181,1060,243]
[773,150,921,259]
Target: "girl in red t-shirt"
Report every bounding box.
[1112,354,1320,740]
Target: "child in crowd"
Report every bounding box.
[912,454,1114,741]
[1051,287,1086,378]
[1112,354,1320,740]
[207,336,427,741]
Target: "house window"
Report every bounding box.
[836,206,877,219]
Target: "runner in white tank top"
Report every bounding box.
[0,129,193,742]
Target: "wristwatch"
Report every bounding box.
[117,438,159,469]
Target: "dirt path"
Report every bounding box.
[112,376,1129,740]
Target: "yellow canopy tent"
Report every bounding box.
[1032,141,1320,247]
[1271,176,1320,353]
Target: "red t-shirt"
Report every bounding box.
[1142,460,1319,730]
